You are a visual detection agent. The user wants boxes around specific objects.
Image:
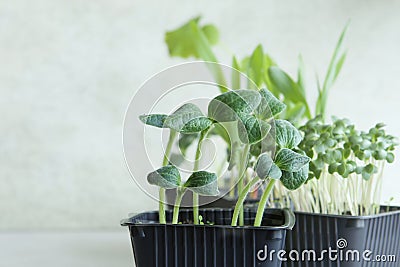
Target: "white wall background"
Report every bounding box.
[1,0,400,229]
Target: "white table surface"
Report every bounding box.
[0,231,136,267]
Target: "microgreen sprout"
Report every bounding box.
[275,116,398,215]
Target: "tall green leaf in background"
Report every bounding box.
[268,66,312,120]
[246,44,265,89]
[316,23,349,119]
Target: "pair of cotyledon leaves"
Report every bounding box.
[147,165,219,196]
[253,119,310,190]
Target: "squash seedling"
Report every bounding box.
[140,103,216,224]
[140,88,310,226]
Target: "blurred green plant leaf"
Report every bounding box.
[247,44,264,88]
[316,24,348,117]
[231,56,241,90]
[165,17,227,92]
[255,88,286,119]
[208,90,261,122]
[201,24,219,45]
[297,55,306,95]
[268,66,306,104]
[139,114,168,128]
[165,17,218,59]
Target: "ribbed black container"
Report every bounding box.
[122,208,295,267]
[165,188,260,209]
[284,206,400,267]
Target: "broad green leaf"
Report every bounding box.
[139,114,168,128]
[241,56,250,72]
[208,90,261,122]
[280,163,309,190]
[238,115,271,144]
[184,171,219,196]
[201,24,219,45]
[247,44,264,88]
[332,53,346,87]
[284,103,306,124]
[256,88,286,119]
[275,148,310,172]
[275,119,302,149]
[165,17,218,59]
[254,153,282,180]
[165,17,227,92]
[147,165,181,189]
[268,66,306,104]
[164,103,213,133]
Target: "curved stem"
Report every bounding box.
[231,176,260,226]
[192,128,210,224]
[254,179,277,227]
[172,188,186,224]
[159,130,177,224]
[238,144,250,226]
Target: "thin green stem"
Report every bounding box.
[159,130,177,224]
[231,176,260,226]
[159,188,166,224]
[238,144,250,226]
[163,130,177,166]
[254,179,277,227]
[193,128,210,224]
[172,188,186,224]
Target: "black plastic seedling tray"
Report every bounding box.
[284,206,400,267]
[122,208,295,267]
